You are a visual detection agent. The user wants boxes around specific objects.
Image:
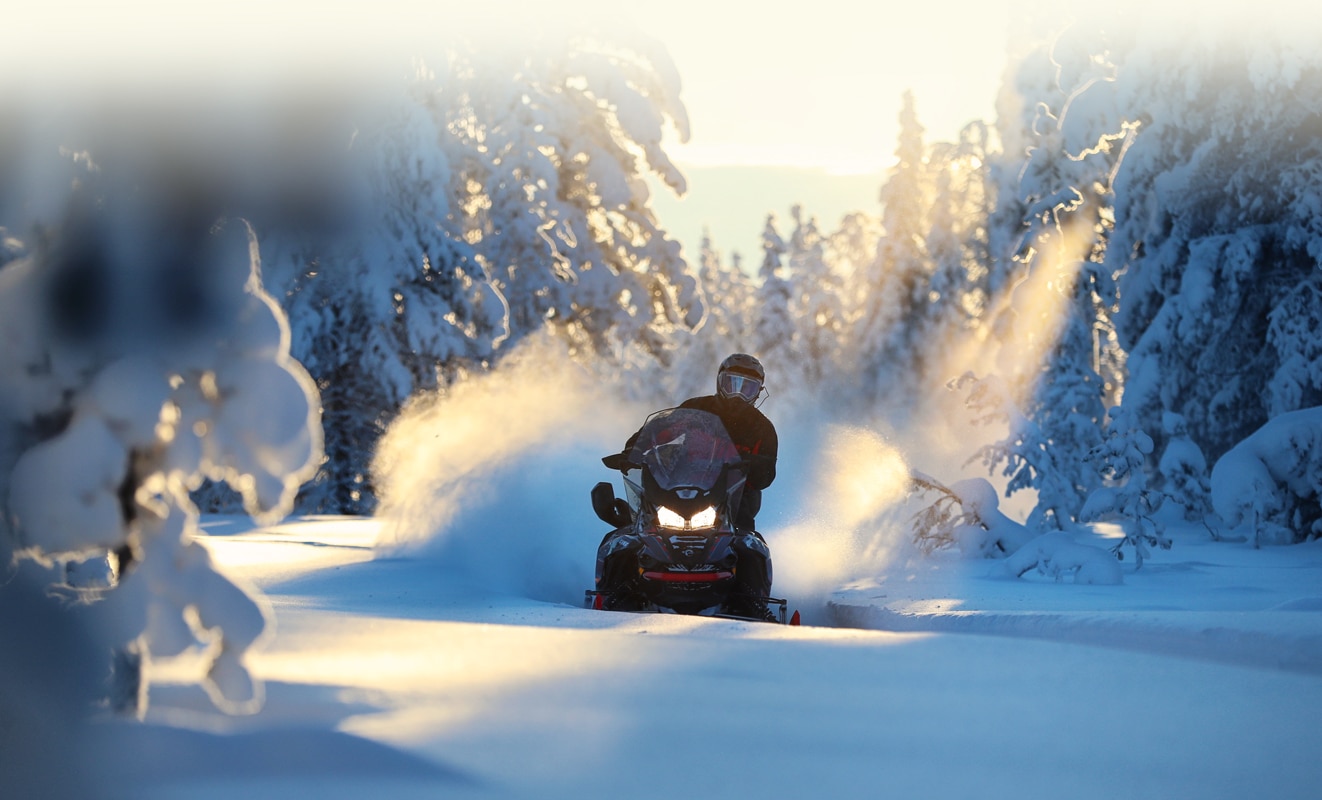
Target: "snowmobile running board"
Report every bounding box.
[584,591,800,626]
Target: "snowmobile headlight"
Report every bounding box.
[656,506,688,529]
[689,506,717,529]
[656,505,718,530]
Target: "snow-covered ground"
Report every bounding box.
[87,510,1322,800]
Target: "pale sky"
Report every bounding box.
[9,0,1024,261]
[636,1,1017,175]
[627,0,1022,259]
[11,0,1015,174]
[11,0,1310,261]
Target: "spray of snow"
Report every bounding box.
[371,339,929,610]
[764,425,915,617]
[372,334,644,601]
[367,314,1058,616]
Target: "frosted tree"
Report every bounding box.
[824,210,881,412]
[752,213,796,378]
[967,24,1143,529]
[1,172,321,716]
[1210,406,1322,545]
[1266,279,1322,418]
[826,210,882,318]
[246,73,505,515]
[670,230,755,398]
[440,29,702,365]
[973,103,1106,528]
[1081,405,1169,567]
[919,121,996,386]
[1155,411,1213,524]
[785,205,845,388]
[856,91,933,409]
[952,371,1090,531]
[1105,18,1322,469]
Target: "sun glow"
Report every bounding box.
[933,219,1100,409]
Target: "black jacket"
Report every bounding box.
[677,395,778,490]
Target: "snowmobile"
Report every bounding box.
[585,407,799,625]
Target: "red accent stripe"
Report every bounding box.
[642,571,734,583]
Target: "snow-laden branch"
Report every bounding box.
[908,469,1119,584]
[2,208,321,715]
[1081,405,1171,568]
[908,471,1035,558]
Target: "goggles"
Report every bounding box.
[718,371,763,403]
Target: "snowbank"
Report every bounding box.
[1210,406,1322,544]
[1003,531,1124,585]
[1,203,322,717]
[830,523,1322,673]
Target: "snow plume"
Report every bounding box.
[372,334,642,601]
[765,425,914,613]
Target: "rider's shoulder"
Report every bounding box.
[678,394,720,412]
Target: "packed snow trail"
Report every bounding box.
[105,516,1322,800]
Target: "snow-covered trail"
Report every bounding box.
[120,517,1322,800]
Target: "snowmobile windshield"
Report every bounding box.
[628,408,741,492]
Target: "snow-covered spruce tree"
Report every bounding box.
[930,127,991,317]
[1080,405,1170,567]
[1,177,320,716]
[439,28,702,366]
[752,213,797,383]
[1266,278,1322,416]
[670,230,755,399]
[1104,16,1322,470]
[952,371,1087,532]
[227,28,701,512]
[963,24,1141,531]
[254,73,505,515]
[915,120,997,390]
[785,205,846,389]
[1155,411,1214,525]
[821,210,881,413]
[826,210,883,317]
[1209,406,1322,545]
[855,91,933,410]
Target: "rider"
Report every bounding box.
[620,353,779,620]
[678,353,777,530]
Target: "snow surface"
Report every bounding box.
[86,448,1322,799]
